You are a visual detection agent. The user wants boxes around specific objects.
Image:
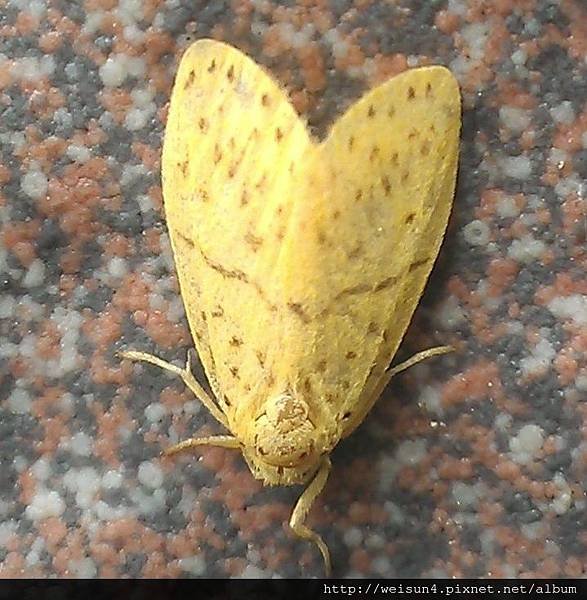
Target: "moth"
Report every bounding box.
[122,39,461,574]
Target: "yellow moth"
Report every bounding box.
[122,39,461,574]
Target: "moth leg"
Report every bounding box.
[120,349,229,428]
[289,456,332,576]
[386,344,454,380]
[164,435,240,456]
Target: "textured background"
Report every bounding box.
[1,0,586,578]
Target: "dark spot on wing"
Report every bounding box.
[345,351,356,359]
[184,70,195,89]
[213,144,222,164]
[374,276,398,292]
[287,302,310,323]
[208,59,216,73]
[211,306,224,318]
[227,64,235,82]
[245,231,263,252]
[367,105,376,118]
[405,212,416,224]
[381,176,391,195]
[229,336,243,347]
[407,86,415,100]
[409,258,429,272]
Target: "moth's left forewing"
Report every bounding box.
[281,66,460,443]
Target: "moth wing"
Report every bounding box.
[161,40,311,426]
[279,66,461,440]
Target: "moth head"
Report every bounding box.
[252,393,319,469]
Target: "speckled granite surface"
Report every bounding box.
[1,0,586,579]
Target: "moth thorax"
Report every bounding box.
[254,394,316,468]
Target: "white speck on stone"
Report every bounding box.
[554,174,583,199]
[519,337,555,377]
[0,296,16,319]
[131,87,154,107]
[395,439,427,465]
[494,412,513,431]
[123,24,145,44]
[66,144,92,163]
[135,194,154,213]
[549,147,569,169]
[383,501,405,525]
[31,457,51,481]
[117,0,144,23]
[447,0,468,16]
[479,529,496,555]
[8,387,31,414]
[509,424,544,464]
[145,402,167,423]
[511,48,527,65]
[496,194,520,218]
[107,256,128,278]
[461,23,490,60]
[53,107,73,129]
[95,500,129,521]
[343,527,363,548]
[69,557,98,578]
[500,155,532,180]
[21,170,48,199]
[452,482,482,509]
[181,400,201,416]
[22,259,45,288]
[499,106,532,134]
[121,163,148,187]
[550,101,575,125]
[548,294,587,326]
[576,374,587,392]
[102,469,124,489]
[551,473,573,515]
[125,56,146,78]
[0,520,17,546]
[507,234,546,263]
[372,555,391,576]
[82,11,104,34]
[177,555,207,576]
[63,467,100,509]
[50,306,83,375]
[524,18,540,36]
[124,107,151,131]
[131,487,167,515]
[521,521,544,541]
[418,385,444,417]
[68,432,93,457]
[25,489,66,520]
[364,533,385,550]
[545,539,561,555]
[463,219,491,246]
[241,564,268,578]
[99,54,131,87]
[138,461,164,489]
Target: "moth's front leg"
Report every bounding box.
[289,456,332,576]
[120,349,229,428]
